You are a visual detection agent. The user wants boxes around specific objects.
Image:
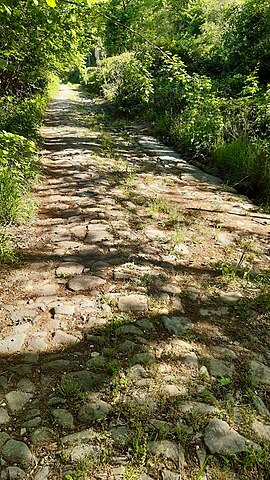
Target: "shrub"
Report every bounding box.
[85,52,154,114]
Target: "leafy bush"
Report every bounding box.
[0,131,37,182]
[85,52,154,113]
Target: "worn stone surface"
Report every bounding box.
[5,391,33,414]
[118,295,148,312]
[0,333,26,354]
[252,419,270,442]
[0,467,26,479]
[150,440,185,468]
[204,418,259,454]
[78,400,111,423]
[2,439,34,466]
[55,262,84,277]
[250,360,270,385]
[162,316,193,335]
[68,275,106,291]
[207,357,233,378]
[52,409,74,430]
[31,427,57,446]
[0,407,10,425]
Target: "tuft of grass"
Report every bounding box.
[212,138,270,204]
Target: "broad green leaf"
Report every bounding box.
[46,0,56,7]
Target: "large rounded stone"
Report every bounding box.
[2,439,34,466]
[204,418,259,454]
[78,400,111,423]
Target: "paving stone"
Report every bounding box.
[86,355,107,369]
[214,346,237,360]
[250,360,270,385]
[55,262,84,277]
[33,466,50,480]
[131,352,155,365]
[0,333,26,354]
[0,432,11,448]
[145,226,166,240]
[136,319,156,332]
[162,316,193,335]
[31,427,57,446]
[160,284,182,295]
[0,467,26,479]
[68,275,106,291]
[10,364,33,376]
[17,378,36,393]
[110,421,133,447]
[35,283,60,296]
[173,243,189,255]
[78,400,111,423]
[42,359,72,372]
[138,475,155,480]
[118,340,137,353]
[149,419,173,436]
[51,330,80,346]
[149,440,185,468]
[51,304,75,316]
[128,364,148,380]
[184,352,199,367]
[178,401,219,415]
[0,376,8,390]
[64,444,101,463]
[48,396,67,407]
[61,370,99,393]
[23,417,42,428]
[52,408,74,430]
[162,385,187,397]
[115,324,144,336]
[2,439,34,466]
[204,418,259,454]
[85,224,113,243]
[252,394,270,420]
[118,294,148,312]
[162,470,180,480]
[61,428,96,446]
[252,419,270,442]
[208,357,233,378]
[0,407,10,425]
[5,391,33,414]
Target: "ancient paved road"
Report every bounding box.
[0,85,269,479]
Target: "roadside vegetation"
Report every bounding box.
[83,0,270,206]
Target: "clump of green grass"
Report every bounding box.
[212,138,270,204]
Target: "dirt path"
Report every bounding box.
[0,85,269,479]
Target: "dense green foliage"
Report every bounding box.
[84,0,270,205]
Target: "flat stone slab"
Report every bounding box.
[0,407,10,425]
[67,275,106,291]
[5,391,33,414]
[51,330,80,346]
[118,294,148,312]
[252,419,270,442]
[162,316,193,335]
[250,360,270,385]
[31,427,57,446]
[55,262,84,277]
[85,224,113,243]
[204,418,259,454]
[61,429,96,446]
[0,333,26,354]
[149,440,185,468]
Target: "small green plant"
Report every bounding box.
[219,376,231,387]
[58,380,84,399]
